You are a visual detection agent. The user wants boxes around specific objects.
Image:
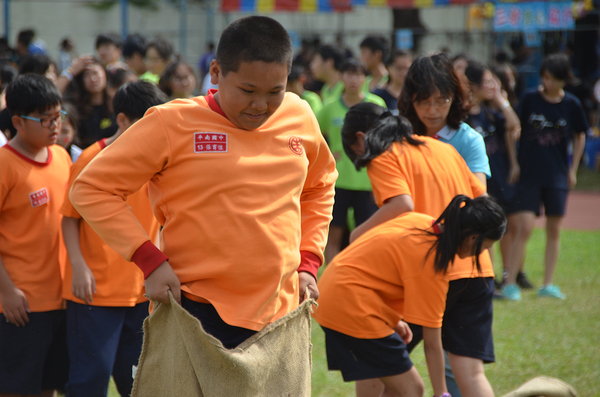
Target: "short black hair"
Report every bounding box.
[122,34,147,59]
[359,35,390,64]
[6,74,62,116]
[106,67,136,89]
[340,58,367,75]
[113,80,167,121]
[17,29,35,46]
[540,53,572,82]
[147,38,174,62]
[0,64,17,92]
[95,32,123,50]
[314,44,345,71]
[216,16,292,76]
[386,49,412,67]
[18,54,52,75]
[287,63,305,83]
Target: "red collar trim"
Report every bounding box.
[98,138,108,150]
[206,89,228,120]
[3,144,52,166]
[431,220,442,237]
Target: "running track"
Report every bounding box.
[534,191,600,231]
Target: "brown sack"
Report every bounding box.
[501,376,578,397]
[131,292,315,397]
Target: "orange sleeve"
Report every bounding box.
[298,103,338,269]
[69,108,170,266]
[367,146,411,208]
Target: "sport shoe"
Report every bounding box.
[502,284,521,301]
[516,272,535,289]
[538,284,566,299]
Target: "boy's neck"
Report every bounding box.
[540,86,564,103]
[342,91,365,108]
[324,70,341,88]
[9,136,49,162]
[105,128,124,146]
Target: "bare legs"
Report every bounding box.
[355,367,425,397]
[447,354,494,397]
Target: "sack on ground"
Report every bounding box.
[131,292,315,397]
[501,376,578,397]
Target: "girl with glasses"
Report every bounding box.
[158,60,197,99]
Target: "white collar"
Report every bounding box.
[435,125,458,140]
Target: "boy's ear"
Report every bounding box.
[116,112,132,131]
[209,59,221,85]
[12,115,25,132]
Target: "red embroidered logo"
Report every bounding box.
[288,136,303,156]
[29,188,49,208]
[194,133,228,153]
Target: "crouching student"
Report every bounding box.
[0,74,72,396]
[60,81,166,397]
[69,15,336,356]
[313,195,506,397]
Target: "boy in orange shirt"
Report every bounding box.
[61,81,166,397]
[0,74,71,396]
[70,16,337,350]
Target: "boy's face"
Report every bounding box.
[125,53,147,76]
[14,105,63,149]
[211,60,288,131]
[97,43,121,66]
[360,47,379,70]
[310,54,327,81]
[342,71,366,95]
[541,70,565,93]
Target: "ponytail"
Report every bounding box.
[424,195,507,274]
[356,112,424,170]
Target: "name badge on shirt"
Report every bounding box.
[29,188,49,208]
[194,133,228,153]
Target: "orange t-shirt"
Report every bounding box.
[0,144,71,313]
[70,93,337,331]
[313,212,449,339]
[367,137,493,280]
[60,139,160,306]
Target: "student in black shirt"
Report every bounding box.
[502,54,588,301]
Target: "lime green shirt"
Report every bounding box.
[320,80,372,105]
[317,93,387,191]
[140,71,160,85]
[302,90,323,115]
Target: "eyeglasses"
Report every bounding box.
[170,75,194,84]
[21,110,67,128]
[414,97,452,109]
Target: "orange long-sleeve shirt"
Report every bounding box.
[0,145,71,313]
[367,137,493,280]
[60,139,160,306]
[70,93,337,331]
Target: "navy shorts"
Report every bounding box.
[407,277,495,363]
[66,301,149,397]
[0,310,69,395]
[331,188,378,228]
[507,184,569,217]
[181,294,257,349]
[322,326,413,382]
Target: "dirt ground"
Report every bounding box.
[534,191,600,231]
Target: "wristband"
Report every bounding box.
[60,68,73,81]
[500,101,511,111]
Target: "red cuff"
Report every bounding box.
[131,241,169,279]
[298,251,321,280]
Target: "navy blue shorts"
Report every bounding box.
[321,326,413,382]
[331,188,378,228]
[181,294,257,349]
[407,277,495,363]
[507,184,569,217]
[0,310,69,395]
[66,301,149,397]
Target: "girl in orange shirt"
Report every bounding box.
[314,195,506,397]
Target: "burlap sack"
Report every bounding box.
[501,376,578,397]
[131,292,315,397]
